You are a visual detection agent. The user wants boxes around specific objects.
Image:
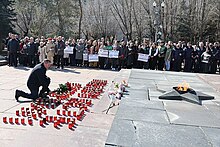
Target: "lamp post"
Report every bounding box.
[153,0,165,43]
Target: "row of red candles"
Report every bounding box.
[3,111,84,129]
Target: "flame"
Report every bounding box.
[177,81,190,92]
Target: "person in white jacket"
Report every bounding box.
[38,42,46,63]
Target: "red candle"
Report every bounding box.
[3,117,7,123]
[54,116,57,121]
[15,118,19,124]
[78,93,80,97]
[62,110,66,116]
[43,109,47,115]
[67,118,71,123]
[22,111,25,117]
[16,110,19,116]
[39,120,43,126]
[73,111,77,117]
[9,117,13,123]
[68,111,71,116]
[76,115,81,121]
[50,116,53,122]
[21,107,24,111]
[54,121,58,128]
[57,109,60,115]
[68,123,73,129]
[57,119,60,125]
[28,119,33,125]
[21,118,25,125]
[61,117,65,124]
[72,118,75,124]
[46,116,49,122]
[32,113,37,119]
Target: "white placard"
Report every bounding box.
[138,53,149,62]
[83,53,88,61]
[64,47,73,54]
[89,54,99,62]
[98,49,109,57]
[109,50,119,58]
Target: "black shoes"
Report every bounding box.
[15,90,20,102]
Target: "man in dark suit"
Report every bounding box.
[15,59,52,101]
[7,34,19,67]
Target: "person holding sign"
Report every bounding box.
[98,42,107,69]
[111,40,120,70]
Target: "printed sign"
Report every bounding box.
[138,53,149,62]
[64,47,73,54]
[109,50,119,58]
[98,49,109,57]
[89,54,99,62]
[83,53,88,61]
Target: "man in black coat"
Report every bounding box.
[15,59,52,101]
[7,34,19,67]
[27,37,38,67]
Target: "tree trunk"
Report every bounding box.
[78,0,83,39]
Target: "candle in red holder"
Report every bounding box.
[50,116,53,122]
[78,93,80,97]
[15,118,19,124]
[68,123,73,129]
[54,116,57,121]
[16,110,19,116]
[46,116,49,122]
[76,115,81,121]
[3,117,7,123]
[61,117,65,124]
[22,111,25,117]
[57,109,61,115]
[57,119,60,125]
[67,118,71,123]
[21,118,25,125]
[28,119,33,125]
[43,109,47,115]
[39,120,44,126]
[73,111,77,117]
[54,121,58,128]
[62,110,66,116]
[72,118,75,124]
[68,111,71,116]
[9,117,13,123]
[32,113,37,119]
[21,107,24,111]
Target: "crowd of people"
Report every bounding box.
[5,33,220,74]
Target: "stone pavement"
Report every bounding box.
[106,69,220,147]
[0,66,130,147]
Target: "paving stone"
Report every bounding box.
[133,121,211,147]
[115,104,169,124]
[201,127,220,147]
[165,101,220,128]
[121,98,165,110]
[105,119,135,147]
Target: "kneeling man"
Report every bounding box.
[15,59,52,101]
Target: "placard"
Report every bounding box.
[138,53,149,62]
[89,54,99,62]
[109,50,119,58]
[98,49,109,57]
[64,47,73,54]
[83,53,88,61]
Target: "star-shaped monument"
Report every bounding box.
[158,87,214,105]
